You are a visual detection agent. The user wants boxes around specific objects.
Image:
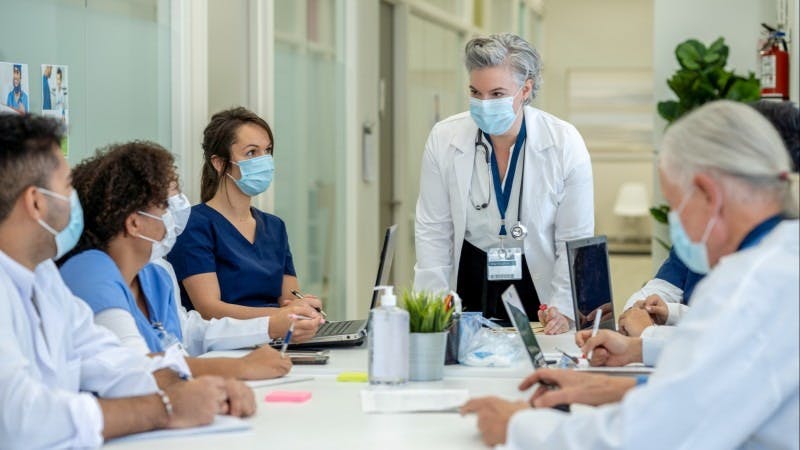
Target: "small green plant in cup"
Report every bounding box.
[399,290,454,333]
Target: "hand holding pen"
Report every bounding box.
[290,289,327,319]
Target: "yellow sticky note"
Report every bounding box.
[337,371,368,383]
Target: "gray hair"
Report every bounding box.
[660,100,799,219]
[464,33,543,103]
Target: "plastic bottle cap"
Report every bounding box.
[373,285,396,307]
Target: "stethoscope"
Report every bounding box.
[469,129,528,241]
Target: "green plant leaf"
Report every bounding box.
[654,236,671,251]
[400,290,453,333]
[657,100,680,122]
[649,204,670,224]
[725,77,761,101]
[675,40,705,70]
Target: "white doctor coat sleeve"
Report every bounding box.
[547,129,595,320]
[152,258,271,356]
[504,242,799,449]
[414,128,455,293]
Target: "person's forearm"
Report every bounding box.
[195,301,279,321]
[98,394,169,440]
[186,357,246,379]
[152,368,183,389]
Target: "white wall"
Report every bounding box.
[539,0,655,247]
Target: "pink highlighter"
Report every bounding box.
[264,390,312,403]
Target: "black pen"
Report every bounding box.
[290,289,327,318]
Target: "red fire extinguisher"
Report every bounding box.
[760,23,790,100]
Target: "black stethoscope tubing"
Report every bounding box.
[469,129,527,240]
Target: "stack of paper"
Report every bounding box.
[361,389,469,413]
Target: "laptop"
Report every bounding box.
[501,285,549,370]
[284,224,397,348]
[565,236,617,331]
[501,285,570,412]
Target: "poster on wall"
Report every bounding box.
[0,61,30,115]
[41,64,69,157]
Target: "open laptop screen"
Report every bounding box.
[567,236,615,331]
[501,285,547,369]
[368,225,398,310]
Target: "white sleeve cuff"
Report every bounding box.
[69,392,104,448]
[641,336,664,367]
[665,302,690,326]
[623,278,685,312]
[147,344,193,379]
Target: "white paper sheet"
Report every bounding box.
[245,375,314,389]
[361,389,469,413]
[106,415,251,444]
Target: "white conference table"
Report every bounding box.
[105,332,582,450]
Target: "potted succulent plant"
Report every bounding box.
[400,290,454,381]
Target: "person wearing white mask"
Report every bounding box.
[167,107,324,342]
[461,101,799,449]
[59,141,294,381]
[0,114,254,448]
[414,33,594,333]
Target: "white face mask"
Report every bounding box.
[136,210,176,262]
[167,193,191,236]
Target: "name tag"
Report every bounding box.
[487,247,522,281]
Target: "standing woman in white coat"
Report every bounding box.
[414,33,594,334]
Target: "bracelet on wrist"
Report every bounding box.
[155,389,173,417]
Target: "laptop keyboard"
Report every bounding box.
[316,320,364,337]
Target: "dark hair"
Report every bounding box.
[750,100,800,171]
[200,107,274,202]
[0,114,63,223]
[56,67,63,78]
[69,141,176,256]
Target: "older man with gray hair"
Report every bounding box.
[462,100,799,449]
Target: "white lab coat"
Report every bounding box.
[503,220,800,450]
[623,278,687,364]
[414,106,594,318]
[0,253,158,449]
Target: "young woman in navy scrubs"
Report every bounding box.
[167,107,323,340]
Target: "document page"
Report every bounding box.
[361,389,469,413]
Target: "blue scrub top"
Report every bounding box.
[166,203,296,309]
[60,249,182,353]
[654,249,703,305]
[655,214,784,305]
[6,90,29,112]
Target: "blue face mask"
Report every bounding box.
[36,188,84,260]
[668,192,717,274]
[227,154,275,197]
[469,85,523,136]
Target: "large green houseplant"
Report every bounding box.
[651,37,760,247]
[401,290,454,381]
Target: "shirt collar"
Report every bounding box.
[737,214,784,251]
[0,249,36,302]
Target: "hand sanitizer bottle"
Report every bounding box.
[368,285,409,385]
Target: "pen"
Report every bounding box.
[280,320,295,358]
[555,347,579,365]
[291,289,327,319]
[288,314,314,320]
[586,308,603,360]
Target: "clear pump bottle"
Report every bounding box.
[368,286,409,385]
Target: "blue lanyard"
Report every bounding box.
[737,214,783,250]
[484,117,527,236]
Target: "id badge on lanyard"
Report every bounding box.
[487,240,523,281]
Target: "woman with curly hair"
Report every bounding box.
[166,107,322,342]
[59,141,298,380]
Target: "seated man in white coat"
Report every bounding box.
[0,113,254,448]
[461,100,799,449]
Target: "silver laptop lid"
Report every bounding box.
[501,285,547,369]
[368,225,398,311]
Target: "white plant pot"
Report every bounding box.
[409,331,447,381]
